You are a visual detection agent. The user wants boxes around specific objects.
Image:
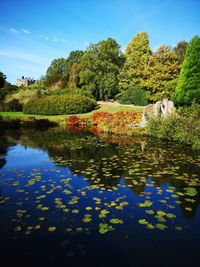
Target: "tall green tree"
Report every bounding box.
[174,41,188,64]
[44,58,67,86]
[63,50,84,88]
[143,45,179,101]
[65,50,84,66]
[119,32,152,91]
[174,36,200,105]
[0,71,7,88]
[46,58,66,76]
[79,38,124,100]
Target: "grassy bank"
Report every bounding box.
[0,103,144,127]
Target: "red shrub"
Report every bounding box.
[67,116,81,125]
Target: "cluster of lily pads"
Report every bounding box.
[0,132,200,242]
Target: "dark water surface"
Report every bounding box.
[0,128,200,267]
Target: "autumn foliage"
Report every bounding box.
[66,111,142,135]
[91,111,142,134]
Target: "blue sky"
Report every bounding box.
[0,0,199,84]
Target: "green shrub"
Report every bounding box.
[5,88,49,108]
[177,103,200,118]
[51,88,94,98]
[116,86,148,106]
[23,95,97,115]
[4,98,22,111]
[147,114,200,149]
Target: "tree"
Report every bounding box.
[44,58,67,86]
[46,58,66,76]
[116,83,148,106]
[65,50,84,66]
[174,41,188,64]
[0,71,7,88]
[174,36,200,105]
[62,50,84,88]
[79,38,124,100]
[119,32,152,91]
[0,83,18,100]
[143,45,179,101]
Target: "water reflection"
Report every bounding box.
[0,128,199,220]
[0,128,200,267]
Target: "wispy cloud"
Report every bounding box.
[9,27,31,34]
[21,28,31,34]
[9,28,18,34]
[40,35,69,43]
[0,48,50,66]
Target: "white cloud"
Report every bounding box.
[9,28,18,34]
[21,28,31,34]
[0,48,50,66]
[40,35,69,43]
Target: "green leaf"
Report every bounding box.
[156,224,167,230]
[138,219,148,225]
[166,213,176,219]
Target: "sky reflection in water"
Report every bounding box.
[0,129,200,267]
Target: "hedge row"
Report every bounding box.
[23,95,97,115]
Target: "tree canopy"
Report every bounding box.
[3,32,199,105]
[143,45,179,101]
[174,35,200,105]
[174,41,188,65]
[119,32,152,91]
[0,71,7,88]
[79,38,124,100]
[62,50,84,88]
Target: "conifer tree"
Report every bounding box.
[143,45,179,101]
[174,35,200,105]
[119,32,151,91]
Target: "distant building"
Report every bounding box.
[16,76,36,87]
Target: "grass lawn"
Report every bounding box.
[0,103,145,126]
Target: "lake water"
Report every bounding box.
[0,128,200,267]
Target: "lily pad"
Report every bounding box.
[138,219,148,225]
[183,187,197,197]
[156,224,167,231]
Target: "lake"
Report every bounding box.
[0,128,200,267]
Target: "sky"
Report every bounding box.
[0,0,200,84]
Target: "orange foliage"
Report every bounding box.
[90,111,142,134]
[66,111,142,135]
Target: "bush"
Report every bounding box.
[147,114,200,149]
[5,88,49,108]
[90,111,142,134]
[4,98,22,111]
[177,103,200,118]
[116,86,148,106]
[51,88,94,99]
[0,101,5,111]
[23,95,97,115]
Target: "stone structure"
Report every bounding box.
[16,76,36,87]
[141,98,176,126]
[145,98,176,118]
